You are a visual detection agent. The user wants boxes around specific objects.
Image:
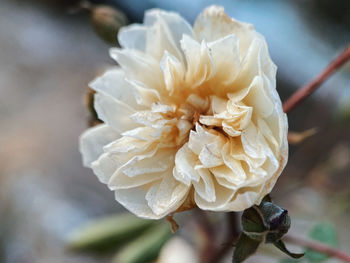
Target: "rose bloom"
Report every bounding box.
[80,6,288,219]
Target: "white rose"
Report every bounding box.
[80,5,288,219]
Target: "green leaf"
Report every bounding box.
[274,239,304,259]
[305,222,337,263]
[233,233,261,263]
[113,223,172,263]
[67,213,155,252]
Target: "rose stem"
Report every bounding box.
[208,212,240,263]
[283,45,350,114]
[194,210,216,263]
[284,235,350,263]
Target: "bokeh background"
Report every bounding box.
[0,0,350,262]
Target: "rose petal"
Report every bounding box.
[116,148,174,178]
[194,179,235,210]
[94,93,138,133]
[207,34,240,86]
[194,5,256,56]
[118,24,147,51]
[188,123,221,155]
[144,8,193,62]
[180,35,214,88]
[192,168,216,202]
[111,171,162,190]
[79,124,120,167]
[89,68,140,110]
[110,48,164,93]
[114,184,163,219]
[160,51,185,95]
[175,143,200,185]
[146,169,190,216]
[91,152,120,184]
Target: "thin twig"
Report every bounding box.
[194,210,216,263]
[283,45,350,114]
[284,235,350,263]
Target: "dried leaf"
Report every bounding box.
[288,128,318,145]
[166,214,179,233]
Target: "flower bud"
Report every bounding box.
[237,200,304,262]
[242,201,291,243]
[90,5,128,45]
[261,202,291,243]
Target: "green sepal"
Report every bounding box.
[261,194,272,203]
[232,233,261,263]
[242,201,291,244]
[241,206,265,234]
[273,239,304,259]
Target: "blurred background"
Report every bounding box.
[0,0,350,262]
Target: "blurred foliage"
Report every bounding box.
[305,222,337,262]
[112,223,172,263]
[68,213,172,263]
[68,213,155,252]
[280,259,300,263]
[279,222,338,263]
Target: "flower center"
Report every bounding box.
[192,111,201,125]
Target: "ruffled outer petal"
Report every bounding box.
[119,8,193,63]
[79,124,120,167]
[114,178,189,220]
[193,5,256,57]
[89,68,140,110]
[94,93,138,133]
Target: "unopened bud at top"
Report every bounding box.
[90,5,128,45]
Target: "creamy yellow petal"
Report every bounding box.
[80,124,120,167]
[94,93,138,133]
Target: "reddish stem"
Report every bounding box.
[283,45,350,114]
[284,235,350,263]
[285,235,350,263]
